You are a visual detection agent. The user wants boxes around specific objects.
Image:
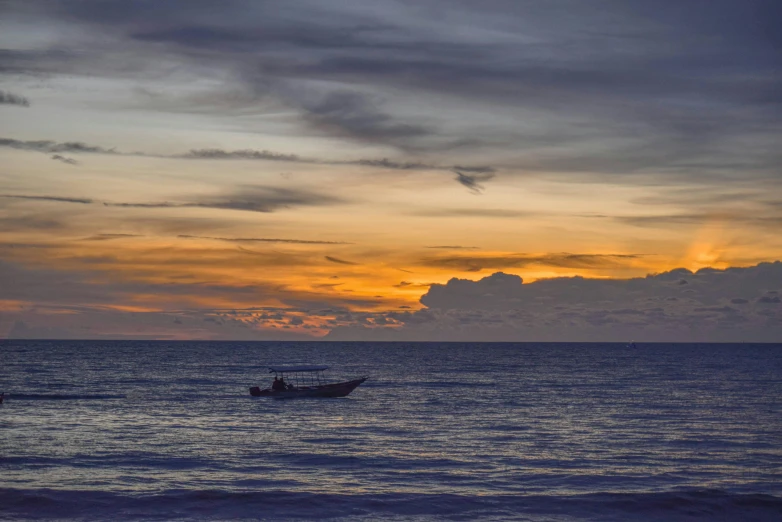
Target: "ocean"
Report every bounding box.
[1,341,781,521]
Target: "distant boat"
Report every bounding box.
[627,341,637,348]
[249,365,367,399]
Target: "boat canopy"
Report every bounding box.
[268,365,329,373]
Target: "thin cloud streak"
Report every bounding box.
[422,253,643,272]
[325,256,359,265]
[0,138,117,154]
[178,234,351,245]
[0,194,94,204]
[82,234,143,241]
[1,137,495,176]
[1,186,345,214]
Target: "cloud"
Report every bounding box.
[453,170,495,194]
[82,233,143,241]
[352,158,429,170]
[297,90,432,150]
[426,246,480,250]
[325,255,359,265]
[602,212,782,231]
[421,253,641,272]
[2,0,780,181]
[2,137,495,180]
[419,261,782,314]
[185,148,301,162]
[0,194,94,204]
[393,281,430,289]
[0,89,30,107]
[327,261,782,341]
[414,208,530,218]
[51,154,78,165]
[1,186,345,214]
[0,138,116,154]
[178,234,350,245]
[185,185,345,213]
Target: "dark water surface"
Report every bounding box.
[1,341,781,520]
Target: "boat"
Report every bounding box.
[249,365,367,398]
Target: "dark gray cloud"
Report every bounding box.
[185,148,301,162]
[0,138,117,154]
[178,234,350,245]
[51,154,78,165]
[325,255,359,265]
[183,185,345,213]
[324,261,782,341]
[0,89,30,107]
[420,262,782,311]
[185,146,495,175]
[1,185,344,214]
[0,194,94,204]
[453,170,495,194]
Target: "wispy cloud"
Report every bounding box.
[426,245,480,250]
[0,194,94,204]
[299,90,431,151]
[325,255,359,265]
[1,137,495,187]
[178,234,350,245]
[0,138,116,154]
[452,170,496,194]
[51,154,78,165]
[0,89,30,107]
[414,208,530,218]
[1,186,345,214]
[421,253,642,272]
[184,147,495,176]
[185,148,301,162]
[82,233,143,241]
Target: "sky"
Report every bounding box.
[1,0,781,341]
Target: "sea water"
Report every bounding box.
[1,341,781,521]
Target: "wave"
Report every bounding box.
[1,488,780,521]
[2,393,126,400]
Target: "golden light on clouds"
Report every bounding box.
[2,0,781,340]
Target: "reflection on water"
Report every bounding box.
[1,341,781,519]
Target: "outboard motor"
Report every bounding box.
[249,386,262,397]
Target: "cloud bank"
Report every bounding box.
[329,262,782,342]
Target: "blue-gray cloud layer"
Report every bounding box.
[2,0,780,180]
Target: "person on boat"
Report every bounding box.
[272,377,285,391]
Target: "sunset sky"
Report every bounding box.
[1,0,781,341]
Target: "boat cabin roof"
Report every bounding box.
[268,365,329,373]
